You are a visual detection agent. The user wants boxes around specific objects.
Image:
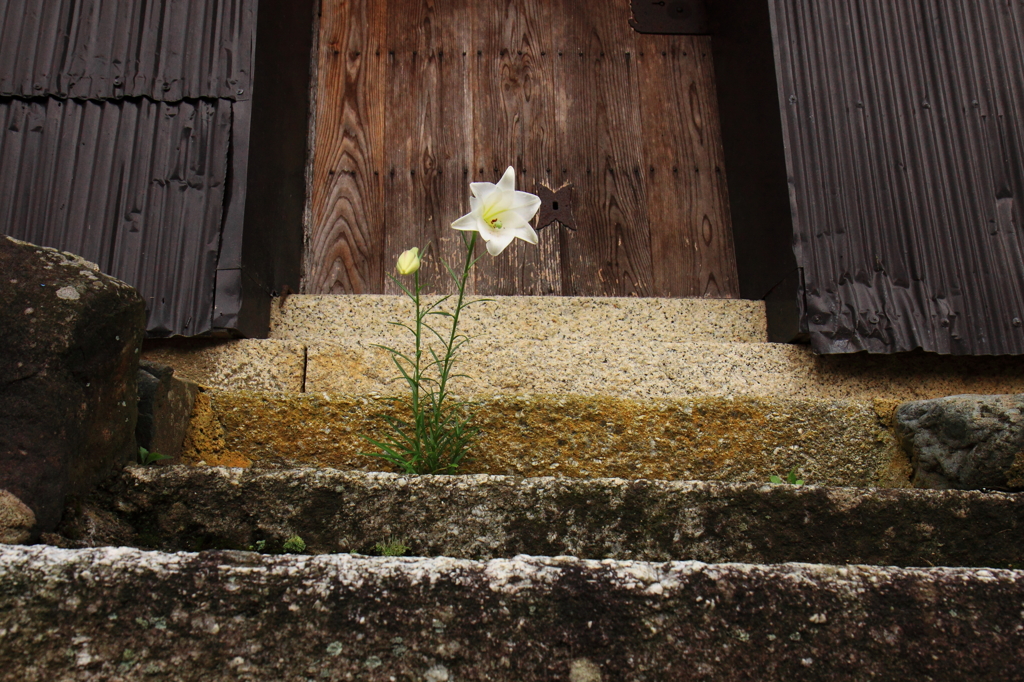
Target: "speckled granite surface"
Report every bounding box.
[142,339,305,392]
[142,294,1024,401]
[140,334,1024,401]
[269,294,768,344]
[305,338,1024,401]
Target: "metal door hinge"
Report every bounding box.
[536,184,577,232]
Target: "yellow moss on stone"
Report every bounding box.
[180,390,252,468]
[181,390,910,488]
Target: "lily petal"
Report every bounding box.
[513,223,539,245]
[495,166,517,193]
[451,213,481,231]
[512,190,542,212]
[491,209,530,232]
[470,182,497,199]
[485,229,518,256]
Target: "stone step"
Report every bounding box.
[268,294,770,344]
[182,390,907,487]
[3,545,1021,681]
[58,466,1024,569]
[142,336,1024,401]
[305,338,1024,400]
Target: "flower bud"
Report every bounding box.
[396,247,421,275]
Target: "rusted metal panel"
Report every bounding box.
[0,0,255,101]
[770,0,1024,355]
[0,96,231,336]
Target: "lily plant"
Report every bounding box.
[362,166,541,475]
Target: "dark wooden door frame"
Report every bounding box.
[706,0,801,342]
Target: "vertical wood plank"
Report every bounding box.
[471,0,561,296]
[383,0,472,295]
[690,38,740,298]
[425,0,474,295]
[383,0,429,294]
[307,0,387,294]
[552,0,653,297]
[637,34,740,298]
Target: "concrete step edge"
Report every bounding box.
[307,337,1024,400]
[2,544,1022,681]
[142,337,1024,401]
[269,293,769,344]
[54,465,1024,570]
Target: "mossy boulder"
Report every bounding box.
[0,236,145,537]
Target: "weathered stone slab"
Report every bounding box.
[0,236,145,537]
[55,467,1024,568]
[269,294,769,344]
[2,545,1022,681]
[141,339,305,392]
[136,361,199,462]
[177,390,908,487]
[305,338,1024,401]
[896,394,1024,490]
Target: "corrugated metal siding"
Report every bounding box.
[0,0,254,101]
[771,0,1024,355]
[0,96,231,336]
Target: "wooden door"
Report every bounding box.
[307,0,739,298]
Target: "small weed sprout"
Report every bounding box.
[138,446,172,466]
[247,540,267,553]
[283,535,307,554]
[770,469,805,486]
[374,537,410,557]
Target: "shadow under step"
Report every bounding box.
[56,466,1023,569]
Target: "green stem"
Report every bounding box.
[434,232,477,411]
[411,269,424,470]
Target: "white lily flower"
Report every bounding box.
[451,166,542,256]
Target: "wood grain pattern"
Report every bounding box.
[553,0,653,297]
[307,0,738,299]
[307,0,387,294]
[383,0,475,295]
[432,1,475,295]
[689,40,740,298]
[636,34,739,298]
[688,39,745,294]
[470,0,561,296]
[382,0,431,295]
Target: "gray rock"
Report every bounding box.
[896,394,1024,490]
[0,236,146,537]
[135,361,198,462]
[1,545,1023,681]
[0,489,35,544]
